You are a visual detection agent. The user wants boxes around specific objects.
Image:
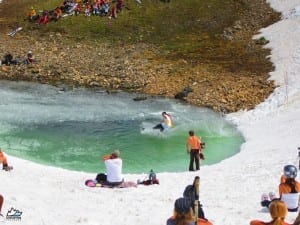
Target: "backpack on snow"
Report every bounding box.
[96,173,107,183]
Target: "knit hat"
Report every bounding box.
[174,198,191,214]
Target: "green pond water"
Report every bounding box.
[0,81,244,173]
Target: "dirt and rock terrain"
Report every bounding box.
[0,0,281,113]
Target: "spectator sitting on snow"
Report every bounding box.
[279,165,300,212]
[166,197,212,225]
[0,148,13,171]
[167,198,194,225]
[261,165,300,212]
[100,150,124,186]
[250,200,292,225]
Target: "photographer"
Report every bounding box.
[186,130,204,171]
[100,150,123,186]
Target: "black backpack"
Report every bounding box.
[95,173,107,183]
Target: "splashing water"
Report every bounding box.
[0,81,244,173]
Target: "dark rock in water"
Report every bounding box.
[175,87,193,100]
[133,96,147,101]
[106,89,120,94]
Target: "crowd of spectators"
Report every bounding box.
[27,0,125,25]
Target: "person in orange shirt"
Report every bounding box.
[27,6,38,21]
[250,200,292,225]
[186,130,202,171]
[261,165,300,211]
[0,149,12,171]
[279,165,300,212]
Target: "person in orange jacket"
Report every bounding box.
[27,6,38,22]
[261,165,300,211]
[279,165,300,212]
[0,149,12,171]
[250,200,292,225]
[186,130,203,171]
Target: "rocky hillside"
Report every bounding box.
[0,0,281,113]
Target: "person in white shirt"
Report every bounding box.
[102,150,123,186]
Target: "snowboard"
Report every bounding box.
[7,27,22,37]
